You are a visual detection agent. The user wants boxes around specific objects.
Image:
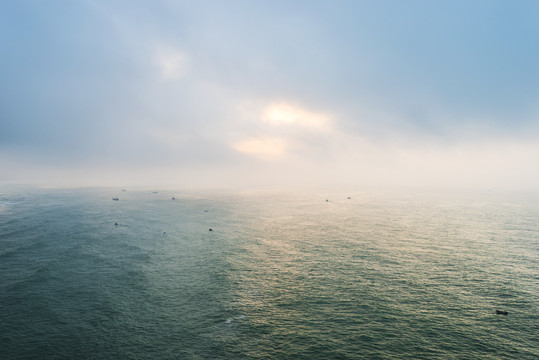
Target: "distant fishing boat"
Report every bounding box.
[112,197,119,201]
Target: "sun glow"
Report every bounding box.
[263,103,330,130]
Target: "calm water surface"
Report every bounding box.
[0,188,537,359]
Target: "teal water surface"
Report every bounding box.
[0,188,537,359]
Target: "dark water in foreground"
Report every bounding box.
[0,188,537,359]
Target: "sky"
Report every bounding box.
[1,0,539,190]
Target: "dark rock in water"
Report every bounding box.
[115,223,118,226]
[209,228,213,232]
[496,310,508,315]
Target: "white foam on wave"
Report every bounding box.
[0,201,18,212]
[0,201,18,206]
[225,315,245,324]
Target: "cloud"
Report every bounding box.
[1,1,539,190]
[149,127,189,148]
[231,137,287,159]
[229,100,334,161]
[263,103,331,130]
[157,49,190,80]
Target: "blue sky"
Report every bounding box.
[1,0,539,189]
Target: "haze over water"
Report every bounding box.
[1,188,537,359]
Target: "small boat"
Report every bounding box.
[171,197,176,200]
[112,197,119,201]
[496,310,508,315]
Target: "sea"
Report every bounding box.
[0,187,537,359]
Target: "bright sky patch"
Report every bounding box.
[263,103,330,130]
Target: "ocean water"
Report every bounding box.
[0,188,537,359]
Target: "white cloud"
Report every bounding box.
[157,49,190,80]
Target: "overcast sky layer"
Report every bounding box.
[2,0,539,190]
